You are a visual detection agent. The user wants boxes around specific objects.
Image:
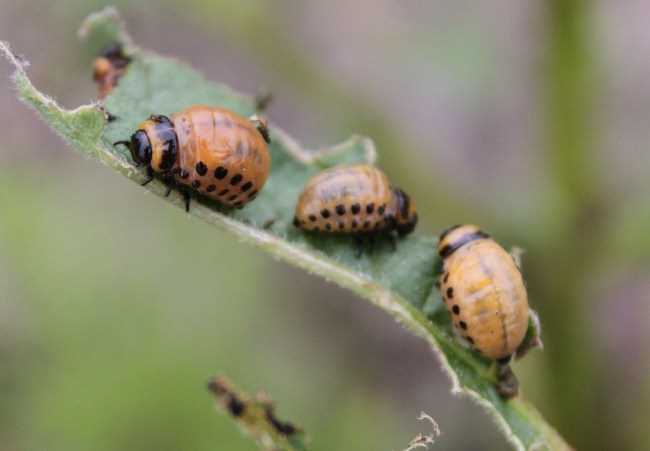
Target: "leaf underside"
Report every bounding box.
[0,7,570,451]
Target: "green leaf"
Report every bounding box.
[1,8,570,451]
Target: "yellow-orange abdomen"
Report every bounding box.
[437,225,529,360]
[139,105,270,208]
[293,164,407,234]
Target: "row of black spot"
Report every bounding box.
[297,201,394,233]
[317,202,386,220]
[174,160,258,207]
[293,215,385,232]
[306,213,381,225]
[327,219,375,231]
[442,276,474,344]
[210,164,254,193]
[187,161,253,191]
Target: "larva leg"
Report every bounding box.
[249,114,271,144]
[353,235,365,258]
[495,357,519,399]
[182,189,191,212]
[162,173,175,197]
[141,166,154,186]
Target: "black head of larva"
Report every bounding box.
[439,224,462,242]
[148,114,179,171]
[391,188,418,236]
[437,224,490,259]
[115,115,178,171]
[115,130,152,166]
[100,42,131,69]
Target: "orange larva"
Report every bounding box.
[437,224,529,360]
[293,164,418,236]
[437,225,530,397]
[114,105,271,211]
[92,43,131,99]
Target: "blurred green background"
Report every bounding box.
[1,1,649,450]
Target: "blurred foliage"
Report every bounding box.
[0,167,408,451]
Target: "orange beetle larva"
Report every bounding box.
[437,224,530,398]
[93,43,131,99]
[293,164,418,238]
[114,105,271,211]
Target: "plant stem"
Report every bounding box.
[539,1,604,448]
